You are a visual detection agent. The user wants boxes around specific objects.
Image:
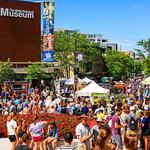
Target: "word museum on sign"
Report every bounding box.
[0,7,34,19]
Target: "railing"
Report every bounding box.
[10,62,57,73]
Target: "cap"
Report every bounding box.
[62,97,67,100]
[130,106,135,111]
[96,118,102,122]
[99,109,103,113]
[9,112,14,117]
[68,98,74,102]
[144,106,149,110]
[50,104,54,107]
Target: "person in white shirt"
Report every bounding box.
[7,112,18,150]
[76,117,91,150]
[45,95,52,111]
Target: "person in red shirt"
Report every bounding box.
[32,103,39,114]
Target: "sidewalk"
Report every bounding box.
[0,138,11,150]
[0,138,77,150]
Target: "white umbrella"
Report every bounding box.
[65,78,74,85]
[142,76,150,85]
[82,77,93,84]
[65,77,83,85]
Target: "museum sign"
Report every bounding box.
[0,7,34,19]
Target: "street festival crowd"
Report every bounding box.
[0,77,149,150]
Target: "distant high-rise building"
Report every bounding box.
[100,43,118,51]
[55,28,118,51]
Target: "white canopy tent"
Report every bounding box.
[76,81,109,96]
[65,78,74,85]
[65,78,83,85]
[142,76,150,85]
[82,77,93,84]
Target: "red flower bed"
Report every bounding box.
[0,114,93,138]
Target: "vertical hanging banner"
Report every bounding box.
[42,50,54,62]
[42,0,54,62]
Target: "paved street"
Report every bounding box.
[0,138,76,150]
[0,138,11,150]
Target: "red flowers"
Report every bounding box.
[0,114,92,138]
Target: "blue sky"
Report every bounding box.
[24,0,150,50]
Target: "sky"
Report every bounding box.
[24,0,150,51]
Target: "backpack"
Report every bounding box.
[128,114,138,130]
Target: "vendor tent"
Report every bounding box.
[65,78,83,85]
[142,76,150,85]
[65,78,74,85]
[76,81,109,96]
[82,77,93,84]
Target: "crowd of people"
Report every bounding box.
[0,77,149,150]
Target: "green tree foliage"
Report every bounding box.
[135,39,150,75]
[133,61,143,75]
[143,55,150,75]
[105,50,134,79]
[54,31,103,78]
[0,60,16,83]
[54,31,76,78]
[25,64,50,81]
[135,39,150,58]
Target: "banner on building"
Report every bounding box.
[42,50,54,62]
[42,0,54,62]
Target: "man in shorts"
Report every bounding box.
[125,106,140,149]
[111,108,125,150]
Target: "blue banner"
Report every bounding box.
[42,50,54,62]
[43,18,54,35]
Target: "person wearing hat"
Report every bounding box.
[7,112,18,150]
[96,109,105,121]
[48,103,57,114]
[126,106,139,135]
[89,119,100,148]
[125,106,140,149]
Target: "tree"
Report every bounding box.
[133,61,143,75]
[135,39,150,58]
[55,31,92,78]
[135,39,150,75]
[0,60,16,83]
[105,50,134,80]
[143,55,150,75]
[26,64,50,81]
[54,31,74,78]
[54,31,104,78]
[25,64,50,88]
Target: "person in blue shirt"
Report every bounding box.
[81,103,89,115]
[14,97,20,106]
[43,121,59,150]
[141,111,150,150]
